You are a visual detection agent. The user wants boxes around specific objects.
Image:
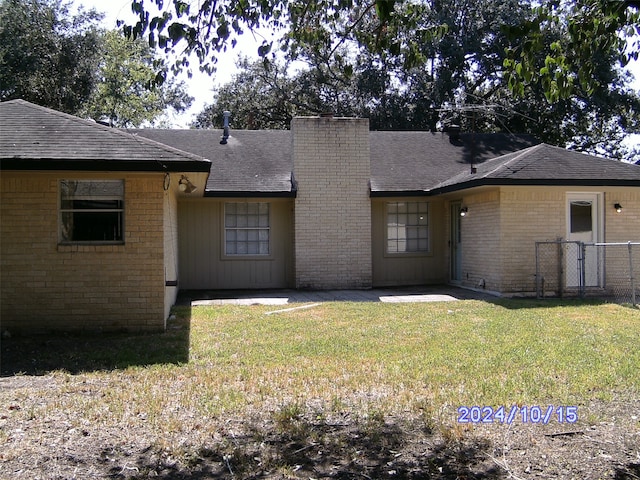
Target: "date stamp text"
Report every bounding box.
[457,405,578,424]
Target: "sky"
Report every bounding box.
[80,0,640,140]
[79,0,263,126]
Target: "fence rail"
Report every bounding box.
[535,240,639,306]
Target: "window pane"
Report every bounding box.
[247,203,259,215]
[570,201,592,233]
[247,214,259,228]
[64,212,122,241]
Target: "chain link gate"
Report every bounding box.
[535,241,639,306]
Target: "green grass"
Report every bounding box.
[4,299,639,435]
[179,300,640,416]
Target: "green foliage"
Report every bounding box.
[0,0,104,113]
[503,0,640,101]
[82,30,193,127]
[0,0,193,125]
[193,0,639,161]
[124,0,639,103]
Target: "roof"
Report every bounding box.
[0,100,210,172]
[431,143,640,193]
[133,129,539,196]
[369,132,539,194]
[136,127,639,195]
[4,101,637,193]
[131,129,293,196]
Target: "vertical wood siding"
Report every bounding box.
[177,199,294,289]
[371,198,448,287]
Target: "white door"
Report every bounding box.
[566,193,602,287]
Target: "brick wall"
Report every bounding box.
[498,187,566,293]
[292,116,372,289]
[0,172,167,332]
[603,188,640,242]
[454,189,503,293]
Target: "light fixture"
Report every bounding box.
[614,203,623,213]
[178,175,197,194]
[460,207,468,217]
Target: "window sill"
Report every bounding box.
[383,251,432,259]
[221,254,274,261]
[58,242,125,253]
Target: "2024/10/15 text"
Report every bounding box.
[458,405,578,424]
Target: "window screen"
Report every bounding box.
[386,201,429,253]
[60,180,124,243]
[224,202,270,255]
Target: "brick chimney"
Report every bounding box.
[292,116,372,289]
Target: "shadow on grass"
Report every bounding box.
[106,415,505,479]
[0,306,192,376]
[489,297,612,310]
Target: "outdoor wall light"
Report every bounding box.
[460,207,469,217]
[178,175,197,194]
[614,203,623,213]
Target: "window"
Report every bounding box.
[60,180,124,243]
[570,200,593,233]
[224,202,270,255]
[386,201,429,253]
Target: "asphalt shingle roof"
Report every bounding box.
[131,129,293,195]
[4,102,637,192]
[0,100,210,172]
[134,129,541,195]
[432,143,640,192]
[369,131,539,193]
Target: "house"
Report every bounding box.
[1,100,639,332]
[0,100,210,332]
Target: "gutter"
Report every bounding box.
[203,190,297,198]
[427,178,640,196]
[0,158,212,173]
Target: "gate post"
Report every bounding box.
[557,240,564,298]
[580,242,586,298]
[629,241,637,307]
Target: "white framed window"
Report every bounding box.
[59,180,124,243]
[386,201,429,253]
[224,202,270,255]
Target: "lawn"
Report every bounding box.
[1,299,639,479]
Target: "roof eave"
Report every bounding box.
[369,190,430,198]
[0,158,211,173]
[203,190,297,198]
[429,178,640,195]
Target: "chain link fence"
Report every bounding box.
[535,241,639,306]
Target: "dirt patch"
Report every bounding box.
[1,372,639,479]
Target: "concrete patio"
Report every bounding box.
[178,285,494,307]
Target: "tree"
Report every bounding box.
[194,0,639,161]
[82,30,193,127]
[503,0,640,102]
[124,0,639,101]
[0,0,104,113]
